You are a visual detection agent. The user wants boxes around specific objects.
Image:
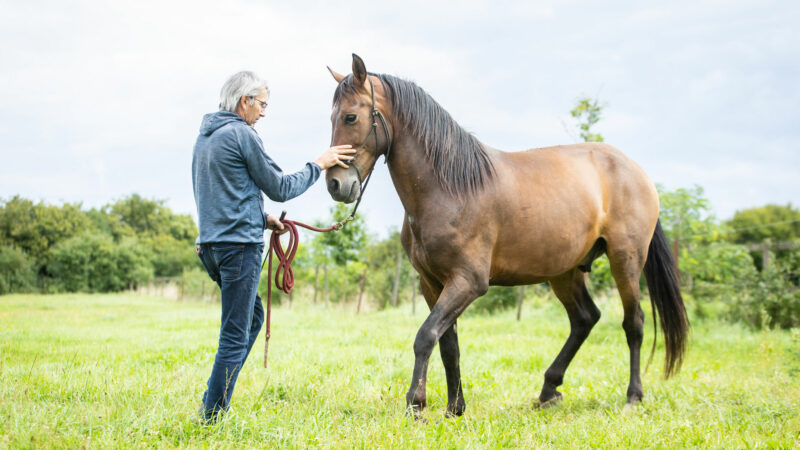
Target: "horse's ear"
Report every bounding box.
[327,66,345,84]
[352,53,367,86]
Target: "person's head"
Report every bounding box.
[219,71,270,126]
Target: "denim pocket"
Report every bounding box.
[197,248,220,283]
[212,244,245,281]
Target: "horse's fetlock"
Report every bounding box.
[543,369,563,387]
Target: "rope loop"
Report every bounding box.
[263,217,342,368]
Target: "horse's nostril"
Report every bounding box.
[328,178,340,193]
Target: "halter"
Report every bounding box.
[337,74,392,226]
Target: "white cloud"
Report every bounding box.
[1,0,798,232]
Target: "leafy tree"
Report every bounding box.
[658,184,718,246]
[104,194,197,243]
[728,249,800,329]
[49,233,155,292]
[116,238,155,289]
[364,229,415,309]
[725,204,800,243]
[141,234,199,277]
[570,96,605,143]
[0,196,91,266]
[0,245,36,294]
[318,203,367,266]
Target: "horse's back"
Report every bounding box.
[486,143,659,282]
[496,142,658,226]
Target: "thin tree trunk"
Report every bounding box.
[313,264,319,303]
[391,252,402,307]
[411,274,419,315]
[324,263,329,303]
[356,267,368,314]
[516,285,525,321]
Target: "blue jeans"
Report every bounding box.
[197,243,264,419]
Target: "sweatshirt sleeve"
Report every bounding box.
[239,128,322,202]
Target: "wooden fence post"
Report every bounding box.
[391,252,402,307]
[356,267,368,314]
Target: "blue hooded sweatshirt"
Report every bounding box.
[192,110,321,244]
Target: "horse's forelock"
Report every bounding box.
[332,74,360,107]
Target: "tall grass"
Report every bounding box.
[1,293,798,448]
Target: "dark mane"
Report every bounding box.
[333,73,494,197]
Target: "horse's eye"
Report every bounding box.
[344,114,357,124]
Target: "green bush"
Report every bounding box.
[469,286,518,314]
[142,235,199,277]
[180,267,220,302]
[728,251,800,329]
[48,234,155,293]
[258,264,291,306]
[0,245,37,294]
[680,242,757,319]
[587,254,615,293]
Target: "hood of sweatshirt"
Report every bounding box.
[199,110,246,136]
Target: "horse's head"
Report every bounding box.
[326,54,392,204]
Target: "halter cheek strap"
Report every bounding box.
[345,75,392,221]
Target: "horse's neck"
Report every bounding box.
[387,134,448,217]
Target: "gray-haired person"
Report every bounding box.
[192,71,354,422]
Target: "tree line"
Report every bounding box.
[0,195,421,311]
[2,96,797,328]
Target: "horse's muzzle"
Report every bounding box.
[326,172,360,204]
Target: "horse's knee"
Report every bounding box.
[413,327,438,356]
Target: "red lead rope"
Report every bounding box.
[263,219,342,368]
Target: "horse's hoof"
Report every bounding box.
[445,400,466,418]
[406,405,426,421]
[535,391,563,409]
[622,402,640,415]
[445,408,465,418]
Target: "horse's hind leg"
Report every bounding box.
[439,324,465,416]
[607,244,647,405]
[538,269,601,406]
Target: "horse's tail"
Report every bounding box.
[643,219,690,378]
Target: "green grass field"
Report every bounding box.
[1,293,798,448]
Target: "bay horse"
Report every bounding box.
[325,54,689,416]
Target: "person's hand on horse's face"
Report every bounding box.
[314,145,355,170]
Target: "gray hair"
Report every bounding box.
[219,71,270,112]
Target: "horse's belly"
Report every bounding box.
[489,228,598,283]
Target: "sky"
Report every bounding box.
[1,0,798,236]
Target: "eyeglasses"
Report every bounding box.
[251,97,268,110]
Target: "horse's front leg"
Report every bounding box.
[406,274,486,416]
